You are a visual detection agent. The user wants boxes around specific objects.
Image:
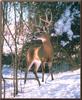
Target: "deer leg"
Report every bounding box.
[24,70,28,84]
[51,72,54,80]
[24,60,36,84]
[42,63,45,82]
[32,60,41,86]
[48,62,54,80]
[33,71,41,86]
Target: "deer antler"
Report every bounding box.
[40,10,52,25]
[39,9,53,33]
[27,9,53,35]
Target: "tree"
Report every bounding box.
[0,1,3,98]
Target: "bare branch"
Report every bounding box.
[1,33,13,53]
[6,24,15,41]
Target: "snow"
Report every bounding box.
[54,6,80,43]
[2,65,80,99]
[54,7,74,40]
[60,41,69,47]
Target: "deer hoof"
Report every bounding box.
[42,80,44,82]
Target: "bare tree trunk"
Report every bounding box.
[13,3,18,96]
[19,2,23,34]
[0,1,3,99]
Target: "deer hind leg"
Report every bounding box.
[48,62,54,80]
[42,62,45,82]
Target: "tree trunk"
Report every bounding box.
[13,3,18,96]
[0,1,3,98]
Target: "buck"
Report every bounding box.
[24,33,54,85]
[24,9,54,86]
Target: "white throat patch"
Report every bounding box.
[37,37,46,42]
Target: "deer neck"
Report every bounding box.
[42,38,52,48]
[42,38,53,57]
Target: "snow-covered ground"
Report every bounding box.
[2,65,80,99]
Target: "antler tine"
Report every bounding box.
[39,9,52,27]
[46,9,52,26]
[45,9,49,23]
[39,9,52,33]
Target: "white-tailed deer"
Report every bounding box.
[24,9,54,86]
[24,33,54,86]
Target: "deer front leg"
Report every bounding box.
[42,63,45,82]
[48,62,54,80]
[50,72,54,81]
[24,70,28,84]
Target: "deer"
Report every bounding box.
[24,9,54,86]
